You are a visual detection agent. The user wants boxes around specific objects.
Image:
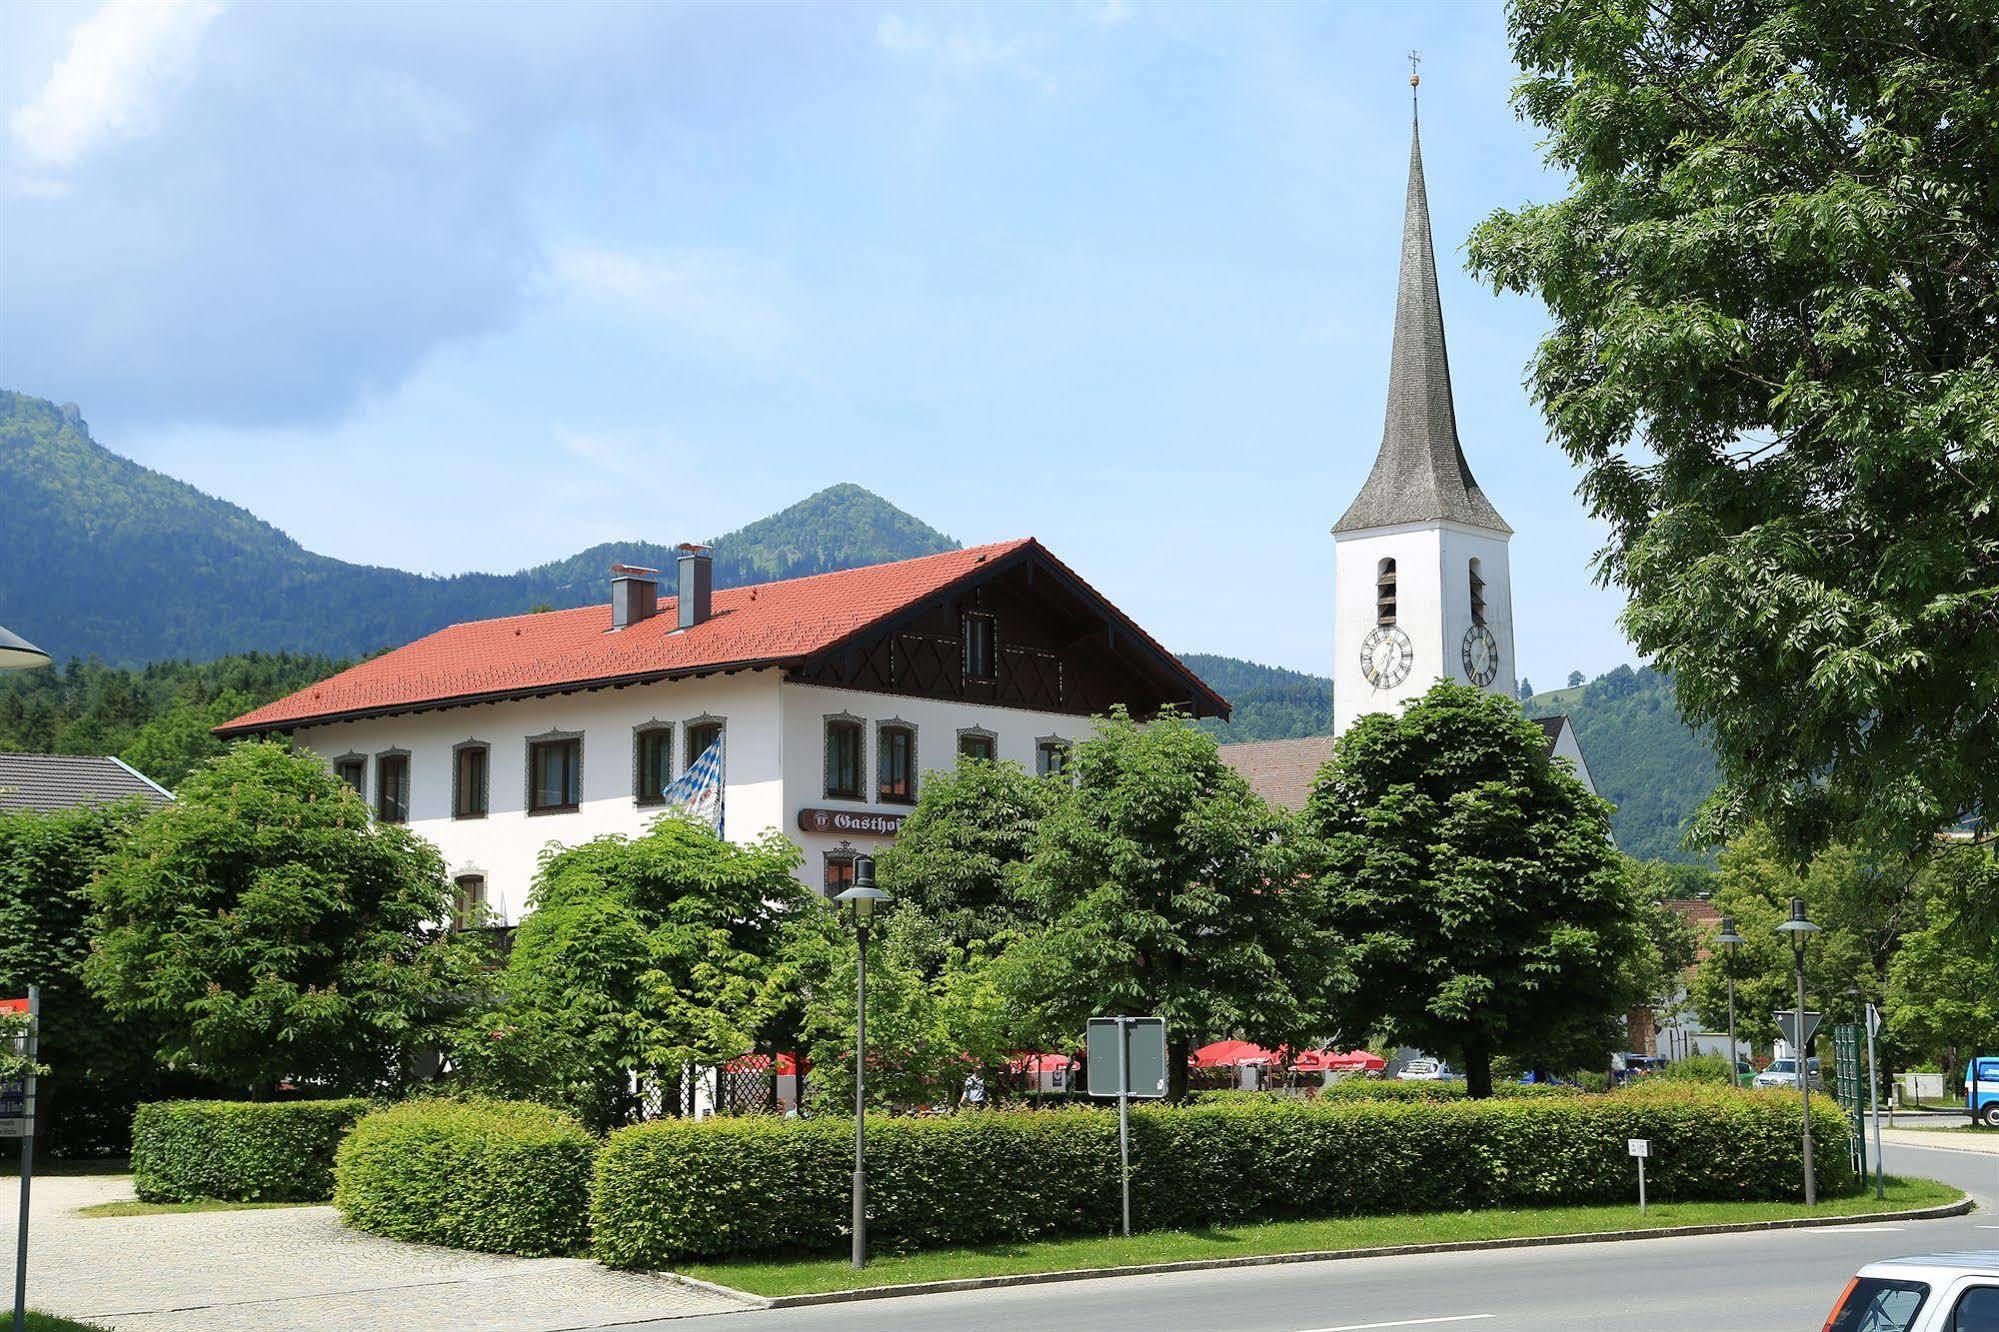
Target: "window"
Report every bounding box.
[452,874,487,931]
[452,743,488,819]
[825,717,863,800]
[1469,558,1486,626]
[878,723,916,804]
[963,611,997,682]
[1949,1287,1999,1332]
[1823,1277,1930,1332]
[375,752,409,823]
[528,736,581,813]
[1036,739,1069,778]
[1377,558,1397,626]
[958,729,996,763]
[634,725,673,806]
[334,755,366,796]
[823,852,857,900]
[686,719,724,768]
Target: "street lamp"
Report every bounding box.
[834,856,889,1269]
[1776,896,1821,1205]
[1716,916,1745,1087]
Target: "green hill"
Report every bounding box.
[1191,655,1718,863]
[0,390,958,666]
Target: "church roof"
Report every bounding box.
[1219,715,1580,810]
[1333,113,1510,536]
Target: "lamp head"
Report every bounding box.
[834,855,888,923]
[1715,915,1745,948]
[1774,896,1819,936]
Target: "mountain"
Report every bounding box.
[0,391,959,665]
[1192,653,1719,864]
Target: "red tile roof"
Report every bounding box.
[219,539,1219,735]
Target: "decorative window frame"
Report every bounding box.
[821,841,858,900]
[331,752,368,799]
[451,872,489,931]
[524,727,584,816]
[374,747,411,823]
[962,610,999,683]
[631,719,674,807]
[956,724,998,762]
[451,739,490,820]
[683,713,726,770]
[876,717,918,806]
[1034,734,1071,778]
[822,711,867,801]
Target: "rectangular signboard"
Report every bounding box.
[1086,1017,1168,1100]
[1627,1138,1650,1158]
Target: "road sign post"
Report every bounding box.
[1088,1017,1167,1238]
[1865,1003,1884,1200]
[5,988,39,1332]
[1628,1138,1650,1215]
[1776,1007,1822,1205]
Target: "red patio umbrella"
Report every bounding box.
[1009,1052,1076,1074]
[1194,1039,1281,1068]
[1294,1048,1385,1073]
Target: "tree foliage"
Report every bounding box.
[84,742,471,1095]
[1469,0,1999,857]
[1885,845,1999,1077]
[1307,682,1643,1096]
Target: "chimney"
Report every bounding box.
[677,544,713,629]
[610,564,659,628]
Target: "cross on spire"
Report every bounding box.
[1408,49,1421,118]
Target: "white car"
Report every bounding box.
[1395,1059,1456,1081]
[1822,1252,1999,1331]
[1752,1057,1825,1091]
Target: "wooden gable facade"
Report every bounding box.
[788,542,1228,721]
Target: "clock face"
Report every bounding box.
[1461,624,1500,686]
[1360,625,1414,689]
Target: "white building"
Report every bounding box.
[220,541,1226,921]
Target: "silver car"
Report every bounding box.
[1752,1056,1825,1090]
[1822,1252,1999,1331]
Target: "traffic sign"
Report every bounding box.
[1775,1009,1822,1052]
[1087,1017,1168,1099]
[1627,1138,1650,1158]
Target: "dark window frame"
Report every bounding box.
[452,874,488,931]
[822,847,858,901]
[451,740,489,820]
[633,721,674,807]
[957,726,997,763]
[684,715,726,772]
[526,730,584,815]
[1035,736,1070,778]
[823,714,865,801]
[877,719,917,805]
[332,753,367,798]
[962,611,998,683]
[375,749,411,824]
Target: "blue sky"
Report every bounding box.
[1,0,1632,689]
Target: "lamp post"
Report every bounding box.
[1716,916,1745,1087]
[1776,896,1821,1205]
[834,857,889,1270]
[2,623,45,1332]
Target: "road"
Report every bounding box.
[639,1138,1998,1332]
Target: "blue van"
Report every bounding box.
[1970,1058,1999,1126]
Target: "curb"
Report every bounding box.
[700,1193,1974,1310]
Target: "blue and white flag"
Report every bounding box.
[664,736,725,836]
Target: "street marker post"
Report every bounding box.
[1087,1017,1167,1237]
[4,987,39,1332]
[1628,1138,1650,1215]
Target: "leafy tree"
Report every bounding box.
[1517,677,1534,701]
[1566,672,1584,689]
[1306,682,1641,1096]
[1886,845,1999,1081]
[465,815,811,1130]
[1007,709,1343,1099]
[873,756,1065,949]
[0,801,173,1151]
[84,741,471,1096]
[1469,0,1999,858]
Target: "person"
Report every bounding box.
[964,1070,986,1110]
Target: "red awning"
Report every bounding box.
[1010,1052,1076,1074]
[1293,1048,1386,1073]
[1194,1039,1282,1068]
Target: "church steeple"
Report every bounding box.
[1333,89,1509,536]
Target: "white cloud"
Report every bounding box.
[10,0,225,168]
[1087,0,1136,28]
[548,244,800,366]
[874,14,1026,73]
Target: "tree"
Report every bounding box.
[1306,681,1642,1096]
[1886,845,1999,1083]
[85,742,471,1096]
[1517,677,1535,701]
[1566,671,1585,690]
[1007,709,1344,1099]
[466,815,810,1130]
[1469,1,1999,858]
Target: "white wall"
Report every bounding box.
[1332,520,1515,737]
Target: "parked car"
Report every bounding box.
[1395,1059,1456,1081]
[1610,1053,1666,1084]
[1821,1252,1999,1331]
[1752,1057,1825,1091]
[1967,1058,1999,1127]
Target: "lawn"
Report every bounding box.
[76,1197,319,1217]
[22,1314,114,1332]
[682,1177,1964,1298]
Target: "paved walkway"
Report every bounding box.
[4,1173,752,1331]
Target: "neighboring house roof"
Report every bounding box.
[1219,714,1578,811]
[0,753,172,814]
[219,539,1226,735]
[1333,115,1509,536]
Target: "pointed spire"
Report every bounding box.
[1334,85,1509,536]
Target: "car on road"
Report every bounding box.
[1752,1056,1825,1091]
[1967,1058,1999,1127]
[1822,1252,1999,1331]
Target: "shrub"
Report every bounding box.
[1654,1054,1736,1084]
[131,1099,370,1202]
[334,1098,596,1257]
[1194,1080,1583,1105]
[592,1085,1851,1266]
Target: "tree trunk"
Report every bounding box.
[1464,1040,1494,1099]
[1168,1037,1190,1103]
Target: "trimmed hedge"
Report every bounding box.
[1194,1080,1583,1105]
[131,1099,371,1202]
[592,1085,1852,1267]
[334,1099,596,1257]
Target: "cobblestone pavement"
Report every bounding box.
[4,1173,754,1330]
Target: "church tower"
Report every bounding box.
[1331,83,1514,738]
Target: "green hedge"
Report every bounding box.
[131,1099,371,1202]
[334,1099,596,1257]
[592,1085,1851,1266]
[1193,1080,1584,1105]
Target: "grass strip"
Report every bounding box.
[76,1197,319,1217]
[682,1176,1963,1298]
[23,1315,115,1332]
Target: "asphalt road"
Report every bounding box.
[640,1139,1998,1332]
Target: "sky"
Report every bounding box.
[0,0,1634,689]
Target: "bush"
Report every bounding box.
[334,1099,596,1257]
[1194,1080,1583,1105]
[1654,1054,1736,1084]
[592,1085,1851,1266]
[131,1099,370,1202]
